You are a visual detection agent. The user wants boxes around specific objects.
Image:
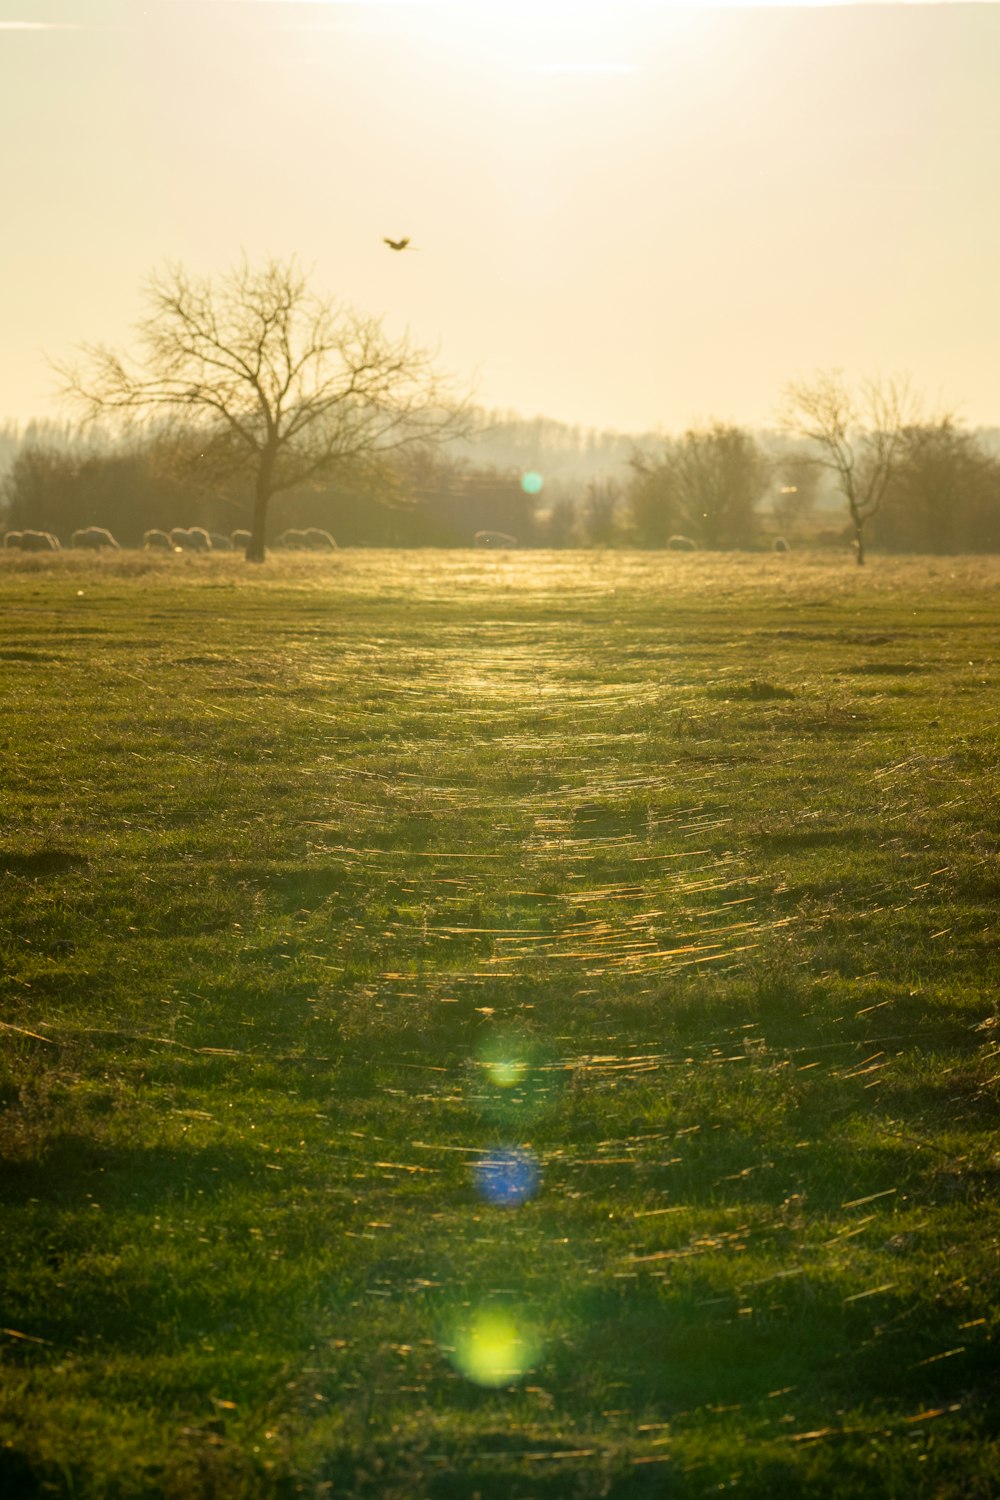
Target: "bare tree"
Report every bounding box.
[57,257,467,560]
[779,371,921,565]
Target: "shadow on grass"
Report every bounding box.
[239,864,352,913]
[0,1135,261,1210]
[0,850,89,876]
[556,1279,997,1419]
[754,825,879,852]
[845,662,927,676]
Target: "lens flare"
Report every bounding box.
[520,470,544,496]
[484,1053,528,1089]
[473,1147,541,1208]
[447,1306,541,1388]
[478,1029,531,1088]
[476,1026,551,1122]
[472,1028,561,1121]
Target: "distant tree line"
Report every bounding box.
[0,437,542,549]
[873,419,1000,553]
[4,411,1000,554]
[4,272,1000,559]
[540,414,1000,555]
[1,440,219,547]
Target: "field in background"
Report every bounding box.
[1,550,998,1498]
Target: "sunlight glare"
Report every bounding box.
[427,0,642,72]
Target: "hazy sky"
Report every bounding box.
[2,0,999,434]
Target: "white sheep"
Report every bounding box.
[303,527,337,551]
[169,526,211,551]
[71,526,120,550]
[19,530,61,551]
[143,529,174,551]
[473,530,518,548]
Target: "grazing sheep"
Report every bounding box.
[303,527,337,551]
[773,536,790,553]
[169,526,211,551]
[231,529,252,550]
[209,532,233,551]
[473,530,518,549]
[71,526,120,550]
[143,528,174,551]
[667,534,697,551]
[19,529,61,551]
[275,527,337,551]
[3,531,23,549]
[276,528,308,549]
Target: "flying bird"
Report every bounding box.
[383,236,414,251]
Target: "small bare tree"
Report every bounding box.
[57,257,467,560]
[779,371,921,565]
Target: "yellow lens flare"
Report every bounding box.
[477,1029,534,1089]
[484,1055,528,1089]
[446,1307,541,1389]
[473,1028,562,1120]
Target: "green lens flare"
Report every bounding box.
[476,1031,535,1104]
[520,470,544,495]
[472,1028,562,1121]
[447,1307,541,1388]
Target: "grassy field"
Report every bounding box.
[1,548,998,1499]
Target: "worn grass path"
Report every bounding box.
[1,550,998,1497]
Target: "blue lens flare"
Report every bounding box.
[473,1147,541,1207]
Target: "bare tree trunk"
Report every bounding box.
[854,527,866,565]
[246,453,273,563]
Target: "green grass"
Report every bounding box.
[1,548,998,1497]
